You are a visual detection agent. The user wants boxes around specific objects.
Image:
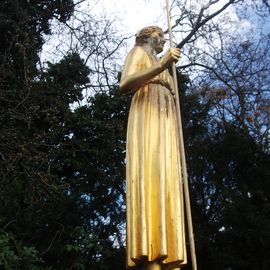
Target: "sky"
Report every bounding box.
[77,0,257,54]
[86,0,244,36]
[42,0,171,66]
[88,0,167,34]
[42,0,270,73]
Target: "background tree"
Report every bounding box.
[0,1,128,269]
[169,1,270,269]
[177,67,270,270]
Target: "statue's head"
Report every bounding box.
[135,26,165,53]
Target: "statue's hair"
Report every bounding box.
[135,26,163,46]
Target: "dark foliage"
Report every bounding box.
[178,72,270,270]
[0,1,128,269]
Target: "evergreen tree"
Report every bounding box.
[0,0,130,267]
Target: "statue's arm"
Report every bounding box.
[120,47,180,95]
[120,67,165,94]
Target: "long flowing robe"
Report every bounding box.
[122,46,187,269]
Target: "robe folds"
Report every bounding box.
[123,46,187,269]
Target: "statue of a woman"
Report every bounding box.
[120,26,187,270]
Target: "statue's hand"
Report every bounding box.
[159,48,180,69]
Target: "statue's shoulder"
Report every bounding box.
[127,46,149,60]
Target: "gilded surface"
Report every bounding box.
[120,26,186,270]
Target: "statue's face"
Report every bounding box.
[148,30,165,54]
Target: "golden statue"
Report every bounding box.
[120,26,187,270]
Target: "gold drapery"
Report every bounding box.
[123,46,187,269]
